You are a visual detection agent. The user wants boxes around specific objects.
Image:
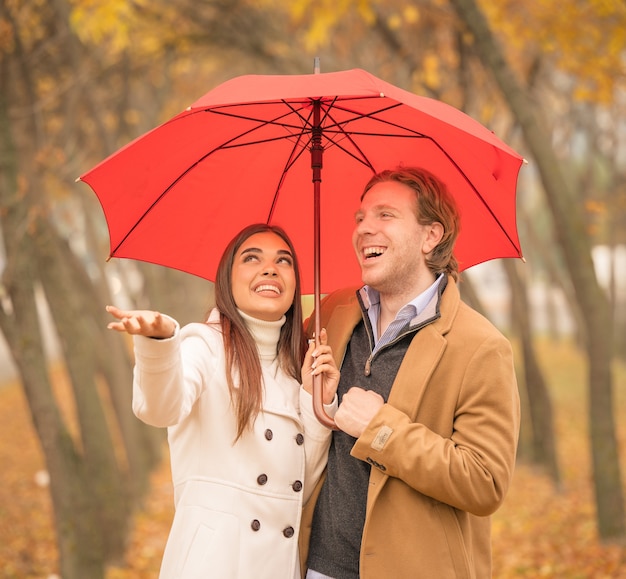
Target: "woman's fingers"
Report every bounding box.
[105,305,126,320]
[106,306,166,337]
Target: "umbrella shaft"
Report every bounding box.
[311,99,335,429]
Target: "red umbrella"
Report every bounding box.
[79,67,525,428]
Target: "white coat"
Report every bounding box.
[132,309,334,579]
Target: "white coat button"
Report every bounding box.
[251,519,261,531]
[295,433,304,445]
[257,474,268,485]
[265,429,273,440]
[292,480,302,492]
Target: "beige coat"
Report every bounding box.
[300,277,520,578]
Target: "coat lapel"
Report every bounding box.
[308,287,362,367]
[365,279,461,507]
[386,279,460,420]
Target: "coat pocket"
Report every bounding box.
[161,506,240,578]
[433,502,472,579]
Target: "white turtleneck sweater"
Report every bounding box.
[132,308,336,579]
[238,307,285,365]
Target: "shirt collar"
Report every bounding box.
[361,273,444,321]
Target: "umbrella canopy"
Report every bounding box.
[80,68,524,295]
[79,67,525,428]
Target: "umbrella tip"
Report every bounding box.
[75,176,81,183]
[314,56,320,74]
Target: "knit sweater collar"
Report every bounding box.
[237,309,285,362]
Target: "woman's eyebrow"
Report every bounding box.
[240,247,293,258]
[240,247,262,255]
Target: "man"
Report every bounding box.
[300,166,520,579]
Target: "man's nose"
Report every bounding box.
[355,215,372,234]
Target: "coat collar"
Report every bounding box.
[320,276,461,413]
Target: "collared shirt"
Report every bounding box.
[362,273,444,355]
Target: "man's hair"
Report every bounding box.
[214,223,306,440]
[362,166,460,281]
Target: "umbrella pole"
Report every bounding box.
[311,99,337,430]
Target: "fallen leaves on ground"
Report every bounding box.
[0,379,58,578]
[1,338,625,578]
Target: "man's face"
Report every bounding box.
[352,180,442,298]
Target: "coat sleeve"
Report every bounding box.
[350,332,520,517]
[132,321,219,428]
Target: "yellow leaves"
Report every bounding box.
[69,0,174,58]
[585,199,607,215]
[422,53,440,91]
[0,381,58,577]
[124,109,142,128]
[386,13,401,30]
[387,5,420,31]
[277,0,376,51]
[0,17,14,54]
[70,0,140,53]
[2,0,49,53]
[409,50,443,93]
[480,0,626,106]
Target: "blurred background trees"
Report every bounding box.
[0,0,624,576]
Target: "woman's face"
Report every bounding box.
[231,231,297,321]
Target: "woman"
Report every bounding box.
[107,224,339,579]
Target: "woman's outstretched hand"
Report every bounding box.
[106,305,176,339]
[302,328,340,405]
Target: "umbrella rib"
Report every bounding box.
[267,101,335,222]
[109,109,316,255]
[203,107,310,145]
[206,101,317,224]
[266,121,314,224]
[198,97,416,147]
[311,101,422,172]
[194,99,425,153]
[427,137,521,254]
[427,138,521,254]
[111,98,519,258]
[319,103,520,254]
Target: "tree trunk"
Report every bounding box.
[80,195,165,497]
[503,259,560,486]
[1,10,139,568]
[36,222,131,563]
[458,273,488,318]
[523,213,585,344]
[0,79,106,578]
[137,261,214,325]
[448,0,625,541]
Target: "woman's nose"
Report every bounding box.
[262,264,277,276]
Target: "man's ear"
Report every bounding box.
[423,222,444,254]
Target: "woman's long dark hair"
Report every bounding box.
[212,223,306,440]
